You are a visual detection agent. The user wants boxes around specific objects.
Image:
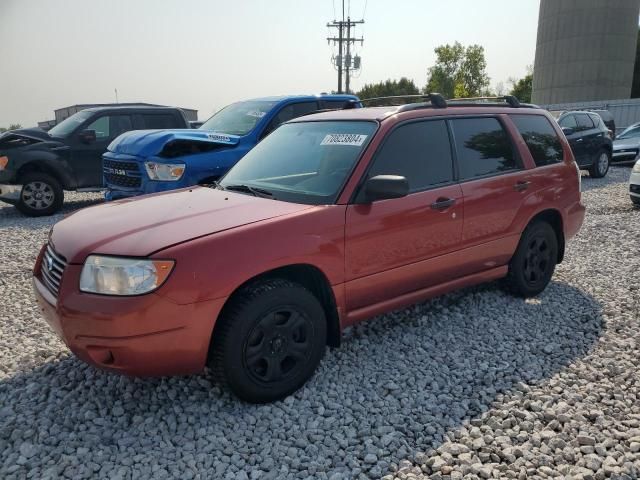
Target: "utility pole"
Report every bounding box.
[326,1,364,94]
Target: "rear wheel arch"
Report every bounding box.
[208,264,341,365]
[524,209,565,263]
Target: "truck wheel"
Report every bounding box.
[589,150,610,178]
[504,221,558,298]
[15,172,64,217]
[210,278,327,403]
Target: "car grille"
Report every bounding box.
[103,158,142,188]
[41,243,67,297]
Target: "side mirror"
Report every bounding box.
[561,127,574,136]
[79,129,97,144]
[364,175,409,202]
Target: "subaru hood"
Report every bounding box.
[50,187,312,263]
[613,137,640,151]
[108,129,242,158]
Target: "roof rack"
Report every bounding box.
[361,93,448,109]
[447,95,522,107]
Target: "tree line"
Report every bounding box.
[356,41,532,103]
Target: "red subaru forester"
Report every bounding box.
[33,95,585,403]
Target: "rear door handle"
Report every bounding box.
[514,181,531,192]
[430,197,456,210]
[576,138,584,142]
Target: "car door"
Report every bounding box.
[69,114,133,187]
[559,114,587,166]
[449,116,530,275]
[344,119,464,311]
[576,113,600,165]
[258,101,319,140]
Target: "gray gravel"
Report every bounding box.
[1,168,639,479]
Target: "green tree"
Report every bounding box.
[509,73,533,103]
[0,123,21,133]
[425,42,490,98]
[356,78,420,104]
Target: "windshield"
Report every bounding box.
[220,121,377,205]
[617,125,640,139]
[48,110,93,138]
[199,101,278,136]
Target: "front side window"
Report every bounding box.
[86,116,110,139]
[220,121,376,205]
[510,114,563,167]
[199,100,278,136]
[262,101,319,138]
[451,117,518,180]
[366,120,453,193]
[111,115,133,137]
[48,110,93,138]
[559,115,577,129]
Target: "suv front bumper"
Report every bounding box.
[33,257,226,377]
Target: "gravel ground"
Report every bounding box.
[0,167,638,479]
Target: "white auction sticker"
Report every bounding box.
[320,133,368,146]
[246,110,266,118]
[207,133,232,142]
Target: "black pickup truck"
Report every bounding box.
[0,106,190,216]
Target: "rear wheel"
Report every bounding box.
[210,278,327,403]
[505,221,558,298]
[15,172,64,217]
[589,150,610,178]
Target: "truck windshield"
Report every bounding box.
[219,120,377,205]
[48,111,93,138]
[199,101,277,136]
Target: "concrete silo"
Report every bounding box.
[532,0,640,104]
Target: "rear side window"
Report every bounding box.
[576,114,594,130]
[367,120,454,192]
[141,114,178,129]
[450,117,517,180]
[111,115,133,137]
[510,114,563,167]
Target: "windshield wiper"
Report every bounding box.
[224,184,274,199]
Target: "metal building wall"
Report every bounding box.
[541,97,640,133]
[532,0,640,105]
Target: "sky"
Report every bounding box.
[0,0,540,127]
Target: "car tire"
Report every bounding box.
[588,149,610,178]
[15,172,64,217]
[210,278,327,403]
[631,196,640,207]
[505,221,558,298]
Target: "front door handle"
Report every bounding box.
[431,197,455,210]
[576,138,584,142]
[514,181,531,192]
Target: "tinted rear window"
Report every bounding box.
[450,117,518,180]
[142,114,178,129]
[510,114,563,167]
[576,114,594,130]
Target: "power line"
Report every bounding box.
[326,0,364,94]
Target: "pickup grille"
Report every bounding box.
[41,244,67,297]
[103,158,142,188]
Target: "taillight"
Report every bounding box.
[607,129,614,139]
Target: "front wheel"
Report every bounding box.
[210,279,327,403]
[631,196,640,207]
[589,150,610,178]
[505,221,558,298]
[15,172,64,217]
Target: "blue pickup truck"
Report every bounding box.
[103,94,360,199]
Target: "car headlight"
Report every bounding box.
[144,161,185,181]
[633,161,640,173]
[79,255,175,296]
